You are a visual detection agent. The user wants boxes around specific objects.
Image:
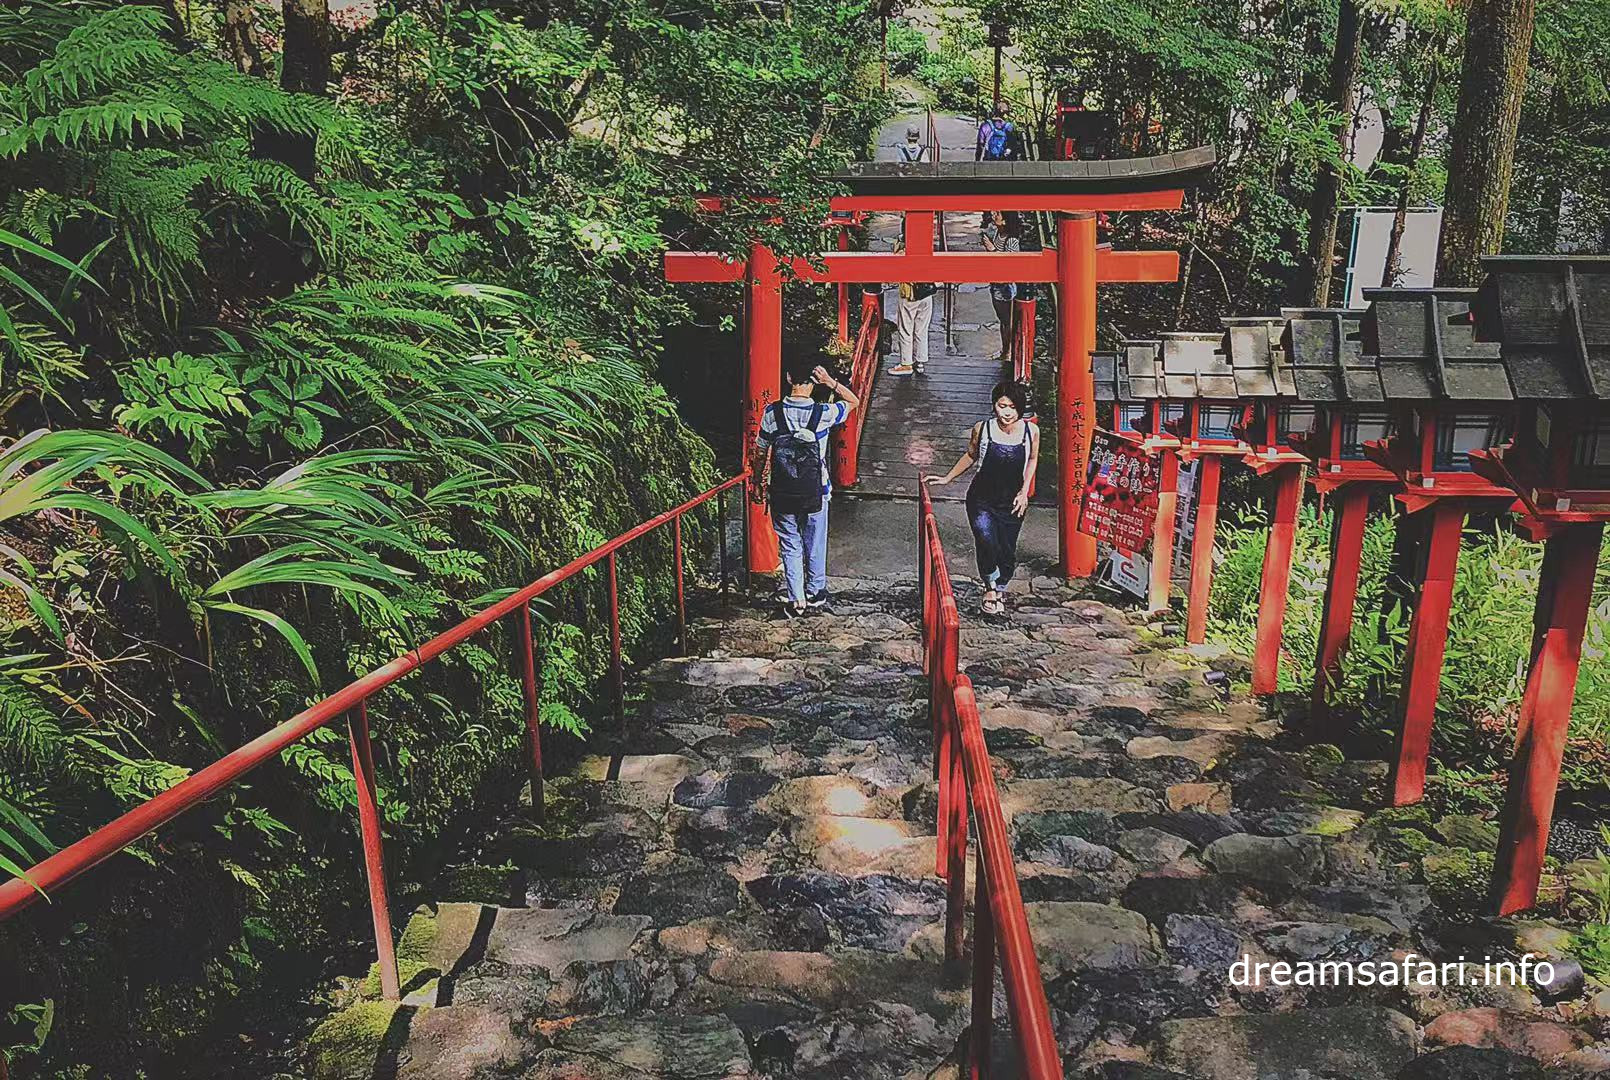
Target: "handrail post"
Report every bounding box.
[347,700,400,1002]
[970,840,994,1079]
[513,602,546,823]
[607,550,624,732]
[673,515,688,656]
[717,488,731,611]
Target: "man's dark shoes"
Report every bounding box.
[773,602,808,621]
[807,590,832,613]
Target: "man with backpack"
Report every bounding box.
[898,125,929,164]
[976,101,1018,162]
[753,364,861,618]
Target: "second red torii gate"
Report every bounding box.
[664,150,1215,578]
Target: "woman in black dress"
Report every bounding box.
[926,381,1039,615]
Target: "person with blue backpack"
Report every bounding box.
[976,101,1019,162]
[753,364,861,619]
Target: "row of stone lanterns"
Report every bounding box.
[1094,254,1609,915]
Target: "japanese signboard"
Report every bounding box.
[1078,429,1162,553]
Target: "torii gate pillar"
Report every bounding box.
[1057,212,1099,579]
[745,242,783,573]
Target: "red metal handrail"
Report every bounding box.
[918,480,1063,1079]
[0,470,750,1000]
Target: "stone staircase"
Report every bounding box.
[300,571,1608,1080]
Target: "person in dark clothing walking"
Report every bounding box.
[926,381,1039,615]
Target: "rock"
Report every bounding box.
[533,1014,751,1078]
[399,904,650,978]
[615,869,740,924]
[1253,921,1380,962]
[791,815,935,876]
[1022,833,1120,871]
[306,1002,541,1080]
[999,778,1161,818]
[574,753,702,807]
[1166,782,1232,814]
[1254,806,1366,837]
[1396,1046,1546,1079]
[1118,828,1194,866]
[1162,914,1246,973]
[1126,734,1227,766]
[1201,833,1325,886]
[1015,810,1124,849]
[1024,902,1163,975]
[760,774,899,819]
[1424,1007,1591,1059]
[673,771,779,809]
[1435,814,1502,851]
[1589,988,1610,1018]
[746,873,945,952]
[1557,1048,1610,1076]
[979,705,1062,736]
[1153,1007,1419,1080]
[1079,1065,1197,1079]
[1532,956,1585,1003]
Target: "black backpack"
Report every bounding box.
[767,401,826,514]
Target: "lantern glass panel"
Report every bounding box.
[1118,403,1148,433]
[1276,404,1317,441]
[1198,404,1241,440]
[1433,412,1508,472]
[1161,402,1187,425]
[1339,411,1393,460]
[1574,417,1610,470]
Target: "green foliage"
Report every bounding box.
[0,0,880,1074]
[1208,500,1610,797]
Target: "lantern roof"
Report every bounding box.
[1160,332,1235,398]
[1093,340,1162,402]
[1280,308,1376,404]
[1473,255,1610,401]
[1360,287,1510,402]
[1221,316,1296,398]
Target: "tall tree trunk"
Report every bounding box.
[222,0,267,76]
[1383,56,1441,286]
[1531,82,1566,252]
[1435,0,1537,286]
[1303,0,1363,307]
[270,0,333,178]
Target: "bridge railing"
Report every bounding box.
[918,480,1063,1079]
[0,471,751,1001]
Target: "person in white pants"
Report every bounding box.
[888,281,936,376]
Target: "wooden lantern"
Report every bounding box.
[1352,287,1520,809]
[1463,256,1610,915]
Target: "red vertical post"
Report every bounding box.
[515,602,546,823]
[1309,485,1370,729]
[1251,465,1305,694]
[347,701,400,1002]
[607,550,624,732]
[1148,452,1181,614]
[1388,501,1466,805]
[745,243,782,574]
[1185,454,1223,643]
[969,841,994,1080]
[836,228,850,346]
[1013,297,1036,383]
[1056,213,1098,579]
[1490,522,1604,914]
[907,211,936,256]
[672,515,688,656]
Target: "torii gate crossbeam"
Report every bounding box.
[665,150,1214,579]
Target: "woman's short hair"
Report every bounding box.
[991,380,1030,413]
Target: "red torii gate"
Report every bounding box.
[664,150,1215,577]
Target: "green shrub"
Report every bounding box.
[1207,498,1610,796]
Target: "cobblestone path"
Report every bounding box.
[302,573,1608,1079]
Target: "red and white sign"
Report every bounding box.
[1078,430,1162,553]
